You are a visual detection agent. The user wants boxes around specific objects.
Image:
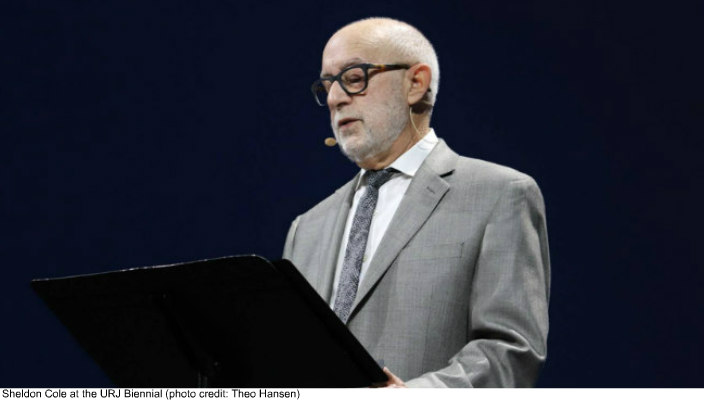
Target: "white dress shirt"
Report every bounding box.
[330,129,439,308]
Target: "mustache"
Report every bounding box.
[333,115,361,127]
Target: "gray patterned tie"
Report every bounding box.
[333,168,396,323]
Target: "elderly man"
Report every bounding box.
[283,17,550,388]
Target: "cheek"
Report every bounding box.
[363,105,386,130]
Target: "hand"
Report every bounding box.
[371,367,407,388]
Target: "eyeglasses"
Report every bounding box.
[311,63,410,106]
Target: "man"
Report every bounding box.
[283,17,550,388]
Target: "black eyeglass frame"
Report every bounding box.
[311,63,411,106]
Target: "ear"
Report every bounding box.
[406,63,432,106]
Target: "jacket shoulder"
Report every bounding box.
[295,176,356,221]
[454,155,539,187]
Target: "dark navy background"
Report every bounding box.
[3,1,702,387]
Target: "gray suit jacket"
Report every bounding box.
[283,140,550,387]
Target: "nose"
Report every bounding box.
[326,80,351,109]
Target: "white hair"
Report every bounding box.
[339,17,440,107]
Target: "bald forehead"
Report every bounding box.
[321,20,404,75]
[321,35,373,74]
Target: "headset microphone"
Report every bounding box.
[324,137,337,147]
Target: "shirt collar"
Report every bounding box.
[356,128,439,189]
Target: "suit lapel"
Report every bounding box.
[350,140,459,316]
[313,174,360,303]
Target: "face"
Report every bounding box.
[322,32,409,165]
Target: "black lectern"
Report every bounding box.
[31,255,386,388]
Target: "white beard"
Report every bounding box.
[332,94,409,165]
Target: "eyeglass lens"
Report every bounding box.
[313,66,367,105]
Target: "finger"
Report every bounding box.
[383,367,404,386]
[383,367,397,379]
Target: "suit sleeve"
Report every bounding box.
[406,178,551,387]
[282,215,300,261]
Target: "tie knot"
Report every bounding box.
[365,168,396,190]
